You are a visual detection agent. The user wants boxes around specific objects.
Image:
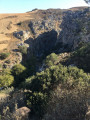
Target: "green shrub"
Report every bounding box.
[27,92,48,117]
[12,64,26,86]
[45,53,58,67]
[0,75,14,87]
[0,87,14,94]
[24,64,89,117]
[0,69,11,75]
[0,69,14,87]
[43,87,88,120]
[72,43,90,72]
[12,64,26,76]
[18,45,27,55]
[25,64,89,91]
[0,52,10,60]
[5,59,10,64]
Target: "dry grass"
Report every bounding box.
[0,12,34,51]
[0,7,87,51]
[0,93,9,98]
[0,12,35,67]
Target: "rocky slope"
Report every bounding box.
[15,7,90,57]
[0,7,90,68]
[0,7,90,120]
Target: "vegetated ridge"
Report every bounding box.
[0,6,90,120]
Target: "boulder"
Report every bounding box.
[14,107,30,119]
[13,31,30,40]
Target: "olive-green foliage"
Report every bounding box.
[72,43,90,72]
[12,64,26,76]
[25,64,89,91]
[0,52,10,60]
[25,64,89,117]
[0,87,14,94]
[45,53,58,67]
[0,69,11,76]
[27,92,48,116]
[43,87,88,120]
[5,59,10,64]
[0,75,14,87]
[12,64,26,86]
[0,69,14,87]
[18,45,27,55]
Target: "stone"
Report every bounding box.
[13,31,30,40]
[14,107,30,118]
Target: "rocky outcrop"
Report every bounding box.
[57,8,90,50]
[13,30,30,40]
[14,7,90,57]
[28,30,57,57]
[14,107,30,120]
[28,8,90,57]
[1,52,22,69]
[28,16,62,38]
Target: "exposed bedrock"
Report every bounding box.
[26,30,58,57]
[14,8,90,57]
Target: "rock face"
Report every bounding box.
[29,30,57,57]
[14,7,90,57]
[14,107,30,120]
[57,8,90,50]
[13,30,30,40]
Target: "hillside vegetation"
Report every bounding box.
[0,7,90,120]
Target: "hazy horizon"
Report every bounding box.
[0,0,88,13]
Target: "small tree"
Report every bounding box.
[12,64,26,86]
[18,45,27,55]
[0,75,14,87]
[0,52,10,60]
[12,64,26,76]
[45,53,58,67]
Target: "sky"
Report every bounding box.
[0,0,88,13]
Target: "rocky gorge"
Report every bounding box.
[0,7,90,69]
[13,7,90,58]
[0,6,90,120]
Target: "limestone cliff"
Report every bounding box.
[18,7,90,57]
[0,7,90,68]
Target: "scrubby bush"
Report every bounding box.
[0,75,14,87]
[12,64,26,76]
[43,87,88,120]
[0,52,10,60]
[27,92,48,116]
[25,64,89,91]
[0,87,14,94]
[18,45,27,55]
[0,69,14,87]
[5,59,10,64]
[0,69,11,75]
[45,53,58,67]
[72,43,90,72]
[12,64,26,86]
[24,64,89,117]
